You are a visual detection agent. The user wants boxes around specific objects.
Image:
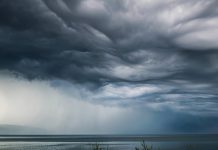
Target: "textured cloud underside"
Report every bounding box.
[0,0,218,132]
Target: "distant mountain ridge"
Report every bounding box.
[0,124,48,135]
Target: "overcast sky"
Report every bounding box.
[0,0,218,134]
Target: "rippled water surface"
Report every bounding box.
[0,135,218,150]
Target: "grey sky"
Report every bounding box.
[0,0,218,134]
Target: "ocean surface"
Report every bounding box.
[0,134,218,150]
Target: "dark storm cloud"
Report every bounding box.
[0,0,218,82]
[0,0,113,83]
[0,0,218,117]
[1,0,218,134]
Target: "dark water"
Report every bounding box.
[0,134,218,150]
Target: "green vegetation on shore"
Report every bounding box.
[134,140,159,150]
[91,141,194,150]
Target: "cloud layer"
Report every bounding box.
[0,0,218,133]
[1,0,218,83]
[1,73,217,133]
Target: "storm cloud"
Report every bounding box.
[0,0,218,133]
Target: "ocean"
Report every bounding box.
[0,134,218,150]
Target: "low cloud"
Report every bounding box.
[1,73,217,133]
[0,73,130,134]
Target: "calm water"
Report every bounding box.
[0,135,218,150]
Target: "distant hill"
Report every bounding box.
[0,124,48,135]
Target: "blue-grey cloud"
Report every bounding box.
[0,0,218,133]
